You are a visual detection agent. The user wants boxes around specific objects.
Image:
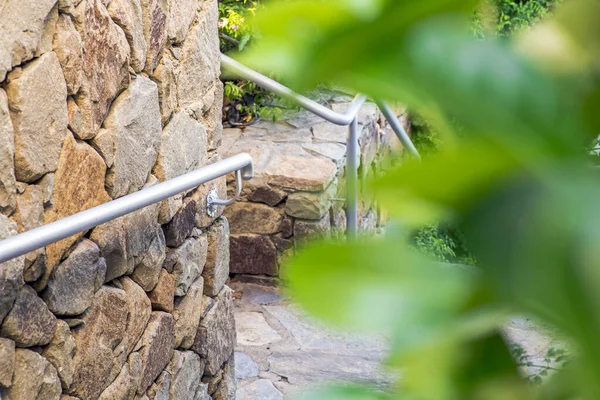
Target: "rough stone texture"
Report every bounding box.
[153,112,207,182]
[1,348,62,400]
[192,286,235,376]
[167,0,196,44]
[264,155,337,192]
[191,175,227,228]
[235,312,282,347]
[12,184,44,233]
[248,186,287,207]
[0,90,16,214]
[130,227,167,292]
[230,234,278,276]
[294,215,331,240]
[177,1,219,111]
[165,350,203,399]
[213,354,235,399]
[91,76,162,198]
[116,278,152,364]
[90,217,130,282]
[44,239,106,316]
[236,379,283,400]
[146,371,170,400]
[234,352,258,380]
[164,237,207,296]
[0,284,57,347]
[148,269,175,312]
[140,0,169,74]
[71,286,128,400]
[203,217,229,297]
[173,277,204,349]
[108,0,147,72]
[5,52,68,183]
[135,312,174,394]
[223,202,283,235]
[163,199,197,248]
[42,320,76,390]
[285,188,334,220]
[0,216,24,325]
[0,338,15,388]
[53,13,84,96]
[43,131,111,282]
[98,352,142,400]
[151,53,178,125]
[72,0,130,138]
[0,0,58,80]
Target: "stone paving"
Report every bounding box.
[230,281,569,399]
[229,281,393,399]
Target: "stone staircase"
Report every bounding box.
[219,93,409,279]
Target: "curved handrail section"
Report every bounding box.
[0,153,254,264]
[221,55,366,126]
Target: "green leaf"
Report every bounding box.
[291,385,392,400]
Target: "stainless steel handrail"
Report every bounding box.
[0,153,254,264]
[221,54,421,238]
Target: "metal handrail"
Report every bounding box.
[0,153,254,264]
[221,54,421,238]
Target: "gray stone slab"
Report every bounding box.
[236,379,283,400]
[234,352,258,380]
[235,312,282,347]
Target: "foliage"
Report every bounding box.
[240,0,600,398]
[412,223,476,265]
[218,0,259,53]
[511,344,569,384]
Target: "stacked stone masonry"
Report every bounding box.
[220,93,409,278]
[0,0,236,399]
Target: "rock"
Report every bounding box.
[165,351,203,399]
[286,185,335,220]
[194,383,211,400]
[44,239,105,315]
[12,185,45,275]
[224,202,283,235]
[130,227,167,292]
[90,217,130,282]
[125,189,162,265]
[164,237,207,296]
[2,348,61,400]
[294,215,331,239]
[213,354,235,400]
[67,97,84,138]
[53,13,84,96]
[71,286,128,400]
[234,311,282,347]
[72,0,130,138]
[234,352,258,380]
[302,142,347,167]
[312,122,347,144]
[153,112,207,183]
[0,89,16,214]
[191,286,235,375]
[5,52,68,183]
[158,194,183,225]
[146,371,170,400]
[42,131,111,285]
[148,269,175,312]
[38,173,55,209]
[230,234,278,276]
[0,338,15,388]
[263,155,337,192]
[135,312,174,394]
[280,217,294,239]
[177,1,219,111]
[163,199,197,248]
[0,217,24,325]
[173,277,204,349]
[151,53,177,125]
[140,0,168,74]
[42,320,76,390]
[248,186,287,207]
[199,82,223,152]
[117,278,152,363]
[108,0,147,72]
[167,0,196,44]
[191,175,227,228]
[236,379,283,400]
[91,76,162,198]
[98,352,142,400]
[203,217,229,297]
[0,284,56,347]
[0,0,58,79]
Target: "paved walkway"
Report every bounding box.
[230,281,393,399]
[230,281,569,399]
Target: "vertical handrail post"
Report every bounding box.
[346,117,359,239]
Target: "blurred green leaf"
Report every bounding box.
[291,385,392,400]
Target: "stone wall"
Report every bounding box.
[0,0,236,398]
[220,94,408,279]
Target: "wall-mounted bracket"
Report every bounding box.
[207,169,244,217]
